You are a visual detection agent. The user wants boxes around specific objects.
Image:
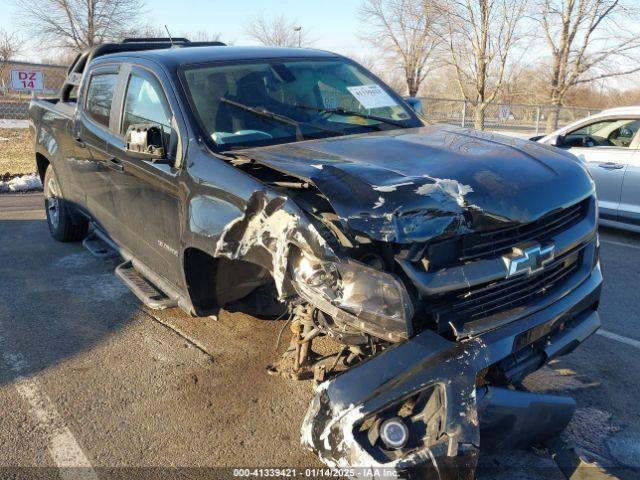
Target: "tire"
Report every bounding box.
[44,165,88,242]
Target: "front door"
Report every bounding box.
[560,117,640,221]
[106,65,183,282]
[619,155,640,227]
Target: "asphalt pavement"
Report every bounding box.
[1,193,639,480]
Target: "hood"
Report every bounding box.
[239,125,594,243]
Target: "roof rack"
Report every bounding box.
[122,37,191,44]
[60,37,226,102]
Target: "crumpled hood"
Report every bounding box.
[239,125,594,243]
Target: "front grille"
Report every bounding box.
[426,199,588,269]
[429,248,582,329]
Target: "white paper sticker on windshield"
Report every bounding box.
[346,84,398,109]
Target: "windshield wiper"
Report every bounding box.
[295,103,408,128]
[220,97,344,140]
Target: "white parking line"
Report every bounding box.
[596,329,640,350]
[600,239,640,250]
[0,350,97,480]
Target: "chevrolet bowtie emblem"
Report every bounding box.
[503,242,555,277]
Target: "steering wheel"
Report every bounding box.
[581,135,599,147]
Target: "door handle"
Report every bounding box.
[72,136,86,148]
[597,162,625,170]
[107,157,124,172]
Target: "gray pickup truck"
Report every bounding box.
[30,38,602,477]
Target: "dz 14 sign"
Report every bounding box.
[10,70,45,92]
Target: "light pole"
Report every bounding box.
[293,26,302,47]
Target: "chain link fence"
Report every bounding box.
[0,60,68,121]
[419,97,597,136]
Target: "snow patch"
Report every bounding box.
[0,119,29,129]
[0,173,42,193]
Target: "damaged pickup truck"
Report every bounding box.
[30,38,602,477]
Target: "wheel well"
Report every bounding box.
[183,247,271,316]
[35,153,49,183]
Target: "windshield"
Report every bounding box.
[182,58,420,149]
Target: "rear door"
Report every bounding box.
[106,63,183,282]
[73,65,122,231]
[561,117,640,221]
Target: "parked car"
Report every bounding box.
[30,38,602,477]
[537,106,640,233]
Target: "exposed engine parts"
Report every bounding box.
[267,302,388,383]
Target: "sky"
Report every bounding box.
[0,0,373,62]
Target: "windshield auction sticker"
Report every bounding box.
[346,84,397,109]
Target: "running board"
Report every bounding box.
[115,260,178,309]
[82,231,118,258]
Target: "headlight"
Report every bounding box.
[291,251,414,342]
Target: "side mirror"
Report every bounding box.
[549,134,565,147]
[404,96,423,114]
[124,123,171,164]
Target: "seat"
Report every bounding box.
[194,73,232,133]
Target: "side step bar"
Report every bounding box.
[115,260,178,310]
[83,230,117,258]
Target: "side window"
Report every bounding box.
[85,73,118,128]
[122,74,172,143]
[564,118,640,148]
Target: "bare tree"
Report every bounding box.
[189,30,223,43]
[0,29,22,94]
[537,0,640,131]
[138,26,226,43]
[14,0,147,52]
[441,0,528,129]
[360,0,442,97]
[244,13,313,48]
[0,29,22,62]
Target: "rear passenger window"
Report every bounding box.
[85,73,118,128]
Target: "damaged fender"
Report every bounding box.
[211,190,334,298]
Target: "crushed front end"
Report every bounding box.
[295,194,601,476]
[218,127,602,476]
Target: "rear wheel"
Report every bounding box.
[44,165,88,242]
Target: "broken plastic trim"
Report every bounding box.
[301,330,483,474]
[291,250,413,343]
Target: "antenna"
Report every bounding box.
[164,25,175,47]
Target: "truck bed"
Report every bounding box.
[31,97,76,119]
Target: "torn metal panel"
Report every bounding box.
[212,190,334,297]
[237,124,594,243]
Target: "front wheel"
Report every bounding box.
[44,165,88,242]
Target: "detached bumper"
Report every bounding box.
[301,264,602,477]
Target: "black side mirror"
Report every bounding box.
[549,134,565,147]
[124,123,171,164]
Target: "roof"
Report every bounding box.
[597,105,640,115]
[100,45,340,69]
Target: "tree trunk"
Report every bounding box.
[474,104,485,130]
[545,100,561,133]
